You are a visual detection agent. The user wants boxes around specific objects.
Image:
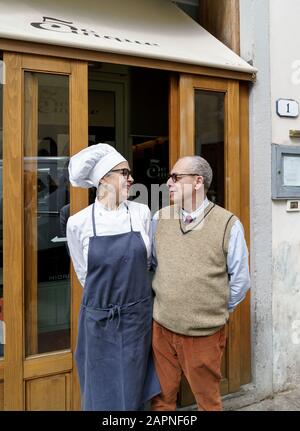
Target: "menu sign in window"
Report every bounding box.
[283,155,300,187]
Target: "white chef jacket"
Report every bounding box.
[67,198,151,287]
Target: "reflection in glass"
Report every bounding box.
[130,67,169,213]
[87,65,169,211]
[0,76,3,358]
[195,90,225,206]
[132,136,169,214]
[87,88,116,204]
[24,72,70,356]
[88,90,116,146]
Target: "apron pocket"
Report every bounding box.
[85,308,119,345]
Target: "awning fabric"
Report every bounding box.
[0,0,256,74]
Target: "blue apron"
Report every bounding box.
[75,203,160,411]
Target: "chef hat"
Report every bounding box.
[68,143,126,188]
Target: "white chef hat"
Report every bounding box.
[68,143,126,188]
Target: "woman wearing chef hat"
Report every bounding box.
[67,143,160,411]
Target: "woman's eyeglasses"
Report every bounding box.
[110,168,132,179]
[167,173,200,183]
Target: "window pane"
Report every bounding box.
[24,72,70,356]
[195,90,225,206]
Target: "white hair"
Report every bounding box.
[179,156,213,191]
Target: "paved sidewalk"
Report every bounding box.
[235,388,300,411]
[179,387,300,411]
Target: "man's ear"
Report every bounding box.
[195,176,204,191]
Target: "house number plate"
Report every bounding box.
[276,99,299,118]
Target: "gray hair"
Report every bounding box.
[180,156,213,191]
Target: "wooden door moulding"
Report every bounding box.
[70,60,89,411]
[0,39,255,82]
[169,74,180,168]
[226,79,241,393]
[239,82,251,385]
[24,351,72,380]
[3,52,24,410]
[25,373,71,411]
[21,55,71,74]
[0,381,3,411]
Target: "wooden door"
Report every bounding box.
[170,74,251,405]
[3,53,88,410]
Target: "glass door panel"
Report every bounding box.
[87,70,128,203]
[24,72,70,356]
[88,79,126,154]
[195,90,225,206]
[88,89,116,146]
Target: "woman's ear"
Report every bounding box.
[99,177,108,186]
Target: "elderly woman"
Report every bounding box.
[67,144,160,411]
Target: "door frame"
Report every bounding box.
[3,52,88,410]
[1,50,250,410]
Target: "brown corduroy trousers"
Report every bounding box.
[151,320,226,411]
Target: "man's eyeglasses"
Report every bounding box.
[110,168,132,179]
[168,173,200,183]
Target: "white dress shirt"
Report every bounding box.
[67,199,151,287]
[151,198,250,312]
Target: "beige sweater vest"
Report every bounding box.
[152,202,237,336]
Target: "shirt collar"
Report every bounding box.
[94,197,128,214]
[181,197,210,221]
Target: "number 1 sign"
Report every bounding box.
[276,99,299,118]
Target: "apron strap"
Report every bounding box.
[125,202,133,232]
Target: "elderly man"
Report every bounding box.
[151,156,250,411]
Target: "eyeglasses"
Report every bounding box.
[109,168,132,179]
[167,173,200,183]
